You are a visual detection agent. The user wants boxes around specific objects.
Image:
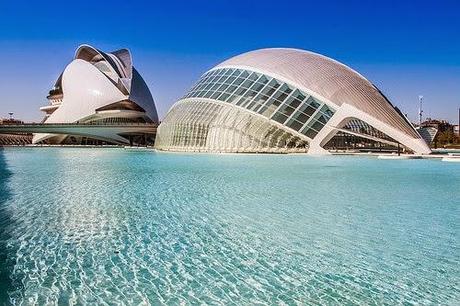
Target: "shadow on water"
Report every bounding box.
[0,148,15,305]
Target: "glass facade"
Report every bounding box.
[156,68,336,153]
[324,118,404,152]
[155,100,308,152]
[183,68,335,139]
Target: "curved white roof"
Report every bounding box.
[215,48,420,139]
[74,45,158,122]
[34,44,158,144]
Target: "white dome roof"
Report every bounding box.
[215,48,419,139]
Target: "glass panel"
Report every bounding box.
[272,112,289,124]
[256,75,269,86]
[240,78,255,89]
[225,76,236,84]
[226,85,238,94]
[219,93,230,101]
[228,87,248,104]
[260,97,282,117]
[272,84,292,103]
[250,82,265,93]
[277,104,296,118]
[306,96,321,109]
[203,90,214,98]
[286,118,304,131]
[302,128,319,139]
[284,96,302,110]
[248,72,260,81]
[210,91,221,99]
[233,77,245,86]
[310,120,325,131]
[292,90,306,102]
[216,83,230,93]
[239,90,258,108]
[240,70,250,79]
[209,83,220,91]
[292,111,310,124]
[231,69,241,77]
[252,93,271,112]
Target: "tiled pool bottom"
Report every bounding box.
[0,148,459,304]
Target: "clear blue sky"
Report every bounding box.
[0,0,459,123]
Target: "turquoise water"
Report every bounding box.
[0,148,459,305]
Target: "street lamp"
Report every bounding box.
[418,95,423,127]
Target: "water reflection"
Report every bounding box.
[0,148,16,305]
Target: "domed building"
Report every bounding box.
[155,48,430,154]
[33,45,158,145]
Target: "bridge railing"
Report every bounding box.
[0,122,158,127]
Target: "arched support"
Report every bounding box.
[308,104,431,155]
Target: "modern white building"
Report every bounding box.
[155,48,430,154]
[33,45,158,145]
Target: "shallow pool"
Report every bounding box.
[0,148,459,304]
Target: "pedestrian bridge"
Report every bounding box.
[0,122,157,145]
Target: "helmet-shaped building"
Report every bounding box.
[155,48,430,154]
[33,44,158,145]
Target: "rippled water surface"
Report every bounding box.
[0,147,459,305]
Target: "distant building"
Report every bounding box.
[418,118,459,148]
[0,118,24,125]
[420,118,452,133]
[0,118,32,145]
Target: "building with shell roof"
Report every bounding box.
[33,44,158,145]
[155,48,430,154]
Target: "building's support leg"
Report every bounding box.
[308,103,431,155]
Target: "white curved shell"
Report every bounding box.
[215,48,419,139]
[46,59,126,123]
[34,44,158,144]
[156,48,430,154]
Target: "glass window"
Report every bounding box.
[210,91,221,100]
[228,87,248,104]
[225,76,236,84]
[240,78,255,89]
[310,120,325,131]
[272,84,293,103]
[240,70,250,79]
[209,83,220,91]
[252,93,271,112]
[216,83,230,93]
[259,96,282,117]
[248,72,260,81]
[284,96,302,110]
[203,90,214,98]
[302,127,319,139]
[226,85,238,94]
[231,69,241,77]
[233,77,245,86]
[219,93,230,101]
[250,82,265,93]
[286,118,304,131]
[292,110,310,124]
[203,83,214,91]
[306,96,321,109]
[292,90,306,102]
[272,112,289,124]
[256,75,269,86]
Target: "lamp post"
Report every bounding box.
[418,95,423,127]
[457,107,460,139]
